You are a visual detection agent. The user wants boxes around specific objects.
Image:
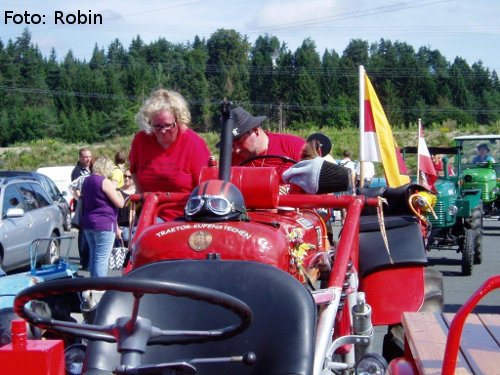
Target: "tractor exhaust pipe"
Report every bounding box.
[219,98,233,182]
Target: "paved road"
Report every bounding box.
[428,217,500,312]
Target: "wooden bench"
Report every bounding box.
[402,311,500,374]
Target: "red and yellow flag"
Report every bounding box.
[359,68,410,187]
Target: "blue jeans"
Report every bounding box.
[84,229,116,277]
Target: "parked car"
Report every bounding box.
[0,171,72,231]
[0,177,64,272]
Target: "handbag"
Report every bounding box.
[109,239,128,270]
[71,198,83,229]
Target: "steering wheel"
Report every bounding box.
[238,155,297,177]
[14,277,252,346]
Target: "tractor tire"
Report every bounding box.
[382,268,443,362]
[461,229,474,276]
[471,207,483,264]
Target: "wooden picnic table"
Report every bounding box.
[403,311,500,375]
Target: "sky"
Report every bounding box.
[1,0,499,73]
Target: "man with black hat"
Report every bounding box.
[228,106,306,180]
[473,143,495,163]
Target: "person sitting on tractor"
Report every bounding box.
[432,154,454,176]
[226,106,306,181]
[282,140,351,195]
[472,143,495,163]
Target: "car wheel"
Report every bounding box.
[44,233,61,265]
[63,211,72,232]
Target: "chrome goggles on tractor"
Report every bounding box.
[185,195,235,217]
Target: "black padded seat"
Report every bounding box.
[83,260,316,375]
[357,183,428,216]
[358,215,428,278]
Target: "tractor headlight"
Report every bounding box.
[493,186,499,195]
[448,205,459,216]
[464,174,473,182]
[355,353,387,375]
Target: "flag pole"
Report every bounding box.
[359,65,365,187]
[417,118,421,186]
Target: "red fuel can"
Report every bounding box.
[0,320,65,375]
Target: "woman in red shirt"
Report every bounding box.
[129,89,211,221]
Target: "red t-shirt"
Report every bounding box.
[129,128,211,220]
[232,132,306,181]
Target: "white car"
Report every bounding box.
[36,166,74,205]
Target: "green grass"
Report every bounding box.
[1,122,498,171]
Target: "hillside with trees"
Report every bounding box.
[0,28,499,147]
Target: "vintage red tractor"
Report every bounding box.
[7,108,440,375]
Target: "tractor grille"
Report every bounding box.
[428,198,456,228]
[428,201,446,227]
[466,182,493,201]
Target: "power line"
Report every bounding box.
[1,85,497,115]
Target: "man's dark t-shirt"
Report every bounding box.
[71,162,90,182]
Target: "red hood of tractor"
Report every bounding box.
[131,208,327,278]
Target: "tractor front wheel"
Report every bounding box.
[471,207,483,264]
[461,228,475,276]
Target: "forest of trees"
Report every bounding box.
[0,28,499,147]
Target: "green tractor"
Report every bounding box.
[453,135,500,217]
[402,146,482,276]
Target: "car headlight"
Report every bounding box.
[448,205,459,216]
[355,353,388,375]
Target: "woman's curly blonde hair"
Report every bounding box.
[135,89,191,134]
[92,157,115,179]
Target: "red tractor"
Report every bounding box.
[7,107,439,375]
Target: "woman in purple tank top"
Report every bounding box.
[81,157,125,277]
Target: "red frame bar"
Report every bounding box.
[441,275,500,375]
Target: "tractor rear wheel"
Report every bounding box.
[461,228,474,276]
[382,268,443,362]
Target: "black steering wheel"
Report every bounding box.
[14,277,252,346]
[238,154,297,177]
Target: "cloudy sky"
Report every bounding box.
[1,0,499,72]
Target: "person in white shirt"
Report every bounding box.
[339,150,356,192]
[355,161,376,187]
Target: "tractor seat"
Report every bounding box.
[83,260,316,375]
